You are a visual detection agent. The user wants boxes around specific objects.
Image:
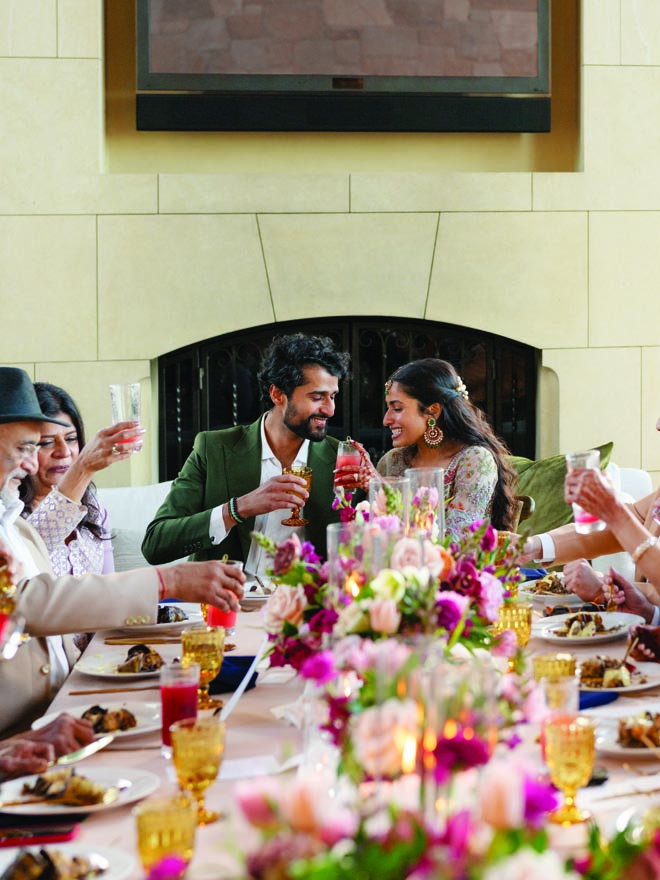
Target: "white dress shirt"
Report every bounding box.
[0,497,70,689]
[208,417,309,575]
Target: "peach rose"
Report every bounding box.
[352,698,418,778]
[263,584,307,633]
[479,758,525,830]
[422,541,455,579]
[368,598,401,635]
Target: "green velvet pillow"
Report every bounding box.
[508,442,614,536]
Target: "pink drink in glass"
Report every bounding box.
[207,605,237,632]
[335,442,361,487]
[160,663,199,749]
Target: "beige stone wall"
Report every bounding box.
[1,0,659,491]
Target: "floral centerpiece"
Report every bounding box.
[255,518,521,674]
[235,760,660,880]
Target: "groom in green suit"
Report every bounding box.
[142,333,352,571]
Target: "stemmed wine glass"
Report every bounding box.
[181,624,225,711]
[544,716,595,825]
[492,601,532,672]
[170,718,225,826]
[281,465,313,527]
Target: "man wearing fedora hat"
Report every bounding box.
[0,367,246,736]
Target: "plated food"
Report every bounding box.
[81,705,137,735]
[580,655,648,689]
[0,767,160,816]
[117,644,164,674]
[1,847,108,880]
[618,712,660,749]
[33,702,160,740]
[533,612,645,646]
[525,572,569,595]
[157,605,188,624]
[20,768,115,808]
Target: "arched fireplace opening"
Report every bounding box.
[157,317,539,481]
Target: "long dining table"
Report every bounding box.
[4,604,660,878]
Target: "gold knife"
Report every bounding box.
[52,733,115,765]
[68,685,160,695]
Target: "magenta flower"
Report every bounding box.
[523,774,558,827]
[479,524,497,552]
[300,650,338,684]
[446,557,480,597]
[433,729,491,785]
[300,541,321,564]
[434,591,470,634]
[308,608,339,634]
[437,809,473,862]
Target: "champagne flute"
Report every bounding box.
[181,624,225,711]
[544,716,595,825]
[170,718,225,826]
[492,601,532,672]
[281,465,313,527]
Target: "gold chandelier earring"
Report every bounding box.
[423,417,443,449]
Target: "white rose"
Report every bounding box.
[335,601,369,637]
[370,569,406,602]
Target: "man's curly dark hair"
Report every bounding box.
[258,333,351,407]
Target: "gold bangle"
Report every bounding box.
[631,536,659,564]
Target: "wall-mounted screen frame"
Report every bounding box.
[136,0,550,133]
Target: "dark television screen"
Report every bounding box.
[136,0,550,133]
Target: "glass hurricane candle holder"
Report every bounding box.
[404,467,445,538]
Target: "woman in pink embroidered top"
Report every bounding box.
[19,383,143,577]
[338,359,517,540]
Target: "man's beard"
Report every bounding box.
[0,468,26,505]
[283,405,328,442]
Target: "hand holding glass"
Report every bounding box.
[335,440,361,488]
[281,465,313,527]
[565,450,606,534]
[201,560,242,634]
[109,383,144,453]
[182,624,225,710]
[170,718,225,825]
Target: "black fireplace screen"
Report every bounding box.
[158,317,539,481]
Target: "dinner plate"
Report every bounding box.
[532,612,645,645]
[104,606,204,638]
[32,701,161,739]
[241,592,270,611]
[580,672,660,694]
[75,653,160,681]
[595,720,660,759]
[0,844,135,880]
[0,766,160,815]
[519,580,582,611]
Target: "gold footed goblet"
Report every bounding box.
[281,465,313,527]
[493,601,532,672]
[544,716,595,826]
[181,624,225,711]
[170,718,225,826]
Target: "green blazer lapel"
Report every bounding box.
[225,419,263,560]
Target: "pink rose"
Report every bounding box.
[235,777,282,829]
[368,598,401,634]
[352,698,418,778]
[281,778,358,842]
[422,541,455,579]
[390,537,423,570]
[263,584,307,633]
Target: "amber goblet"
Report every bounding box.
[181,624,224,711]
[544,716,595,825]
[281,465,313,527]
